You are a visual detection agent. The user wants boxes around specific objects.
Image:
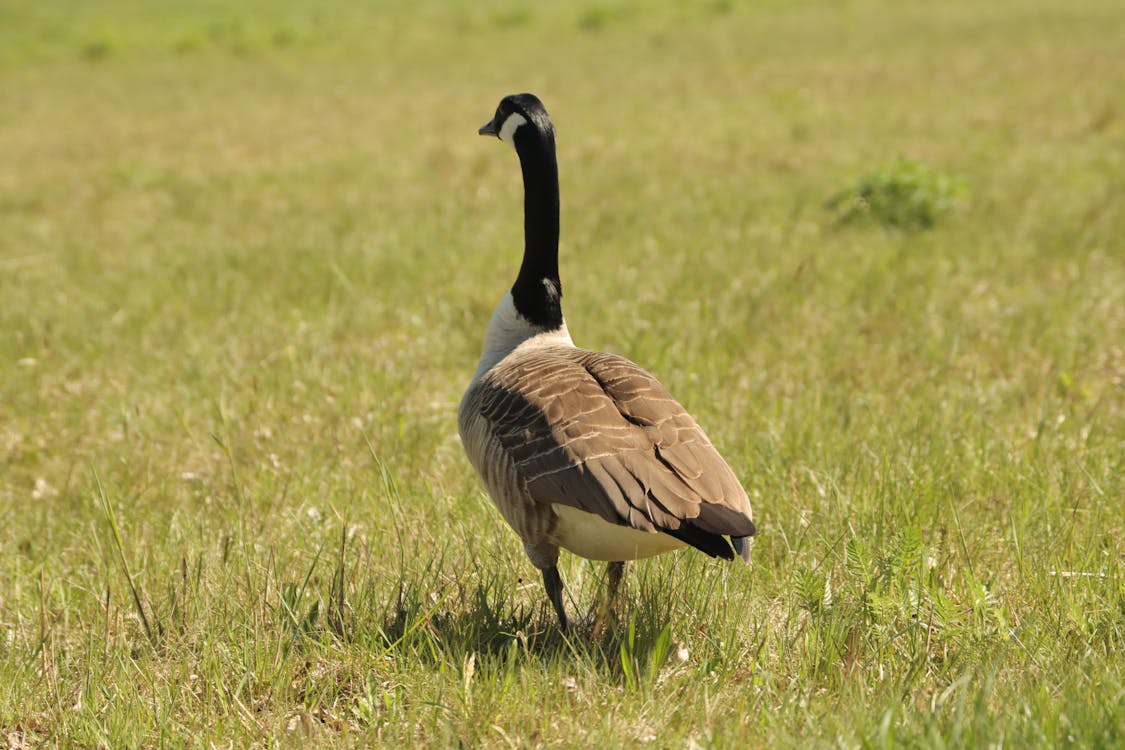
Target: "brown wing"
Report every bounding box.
[475,346,755,558]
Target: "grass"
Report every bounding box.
[1,0,1123,746]
[827,158,968,230]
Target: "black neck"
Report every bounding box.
[510,126,563,330]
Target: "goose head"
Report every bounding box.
[478,93,555,149]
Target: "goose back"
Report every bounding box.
[459,345,755,561]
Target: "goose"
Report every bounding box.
[458,93,755,630]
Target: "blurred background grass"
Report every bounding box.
[1,0,1122,746]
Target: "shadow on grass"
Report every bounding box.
[365,567,678,683]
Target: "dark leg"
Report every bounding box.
[542,566,569,630]
[606,561,626,602]
[591,561,627,635]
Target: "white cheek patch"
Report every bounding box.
[498,112,528,147]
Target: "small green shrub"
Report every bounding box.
[490,8,536,29]
[80,36,116,60]
[577,4,637,32]
[829,158,968,230]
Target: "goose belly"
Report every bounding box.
[552,504,685,561]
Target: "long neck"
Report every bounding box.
[510,127,563,330]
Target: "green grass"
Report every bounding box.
[2,0,1123,746]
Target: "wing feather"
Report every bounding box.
[474,346,756,555]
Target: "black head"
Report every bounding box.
[478,93,555,146]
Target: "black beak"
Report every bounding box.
[478,118,499,137]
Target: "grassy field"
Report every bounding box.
[2,0,1123,746]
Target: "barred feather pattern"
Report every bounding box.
[458,345,755,565]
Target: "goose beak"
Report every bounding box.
[478,118,499,137]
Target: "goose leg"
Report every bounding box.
[542,566,569,630]
[591,561,627,635]
[607,561,625,602]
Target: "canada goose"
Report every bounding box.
[458,93,755,630]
